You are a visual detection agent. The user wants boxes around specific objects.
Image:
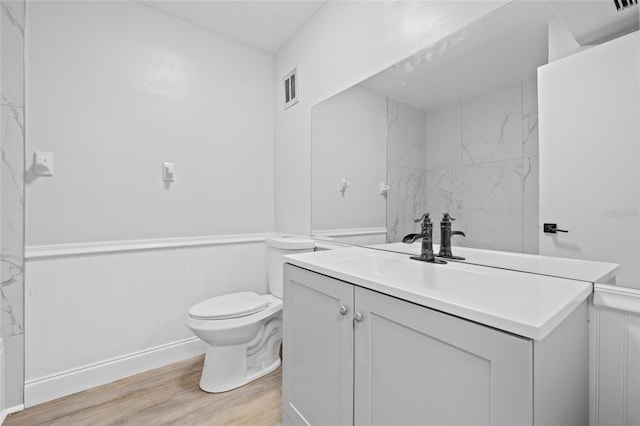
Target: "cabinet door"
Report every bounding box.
[283,265,354,425]
[354,287,533,426]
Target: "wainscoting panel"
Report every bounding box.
[24,236,269,406]
[591,296,640,426]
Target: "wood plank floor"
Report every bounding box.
[6,355,282,425]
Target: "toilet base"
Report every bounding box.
[199,344,281,393]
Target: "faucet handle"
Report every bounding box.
[413,213,431,223]
[442,212,456,223]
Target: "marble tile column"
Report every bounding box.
[1,0,25,409]
[386,99,427,243]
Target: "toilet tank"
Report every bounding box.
[265,236,315,298]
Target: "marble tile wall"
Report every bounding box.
[1,0,25,408]
[386,99,427,242]
[425,79,539,254]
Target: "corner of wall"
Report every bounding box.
[548,18,592,62]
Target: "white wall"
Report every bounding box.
[23,1,276,405]
[26,1,274,246]
[274,0,509,236]
[311,86,386,233]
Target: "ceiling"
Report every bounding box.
[360,2,555,111]
[140,1,326,53]
[140,0,638,61]
[359,0,638,111]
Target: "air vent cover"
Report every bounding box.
[283,67,299,110]
[614,0,638,11]
[548,1,639,45]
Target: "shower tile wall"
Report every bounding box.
[386,99,427,242]
[425,79,539,254]
[1,0,26,408]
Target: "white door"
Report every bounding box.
[282,265,354,426]
[538,31,640,287]
[353,286,533,426]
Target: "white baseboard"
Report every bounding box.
[24,337,206,408]
[1,404,25,423]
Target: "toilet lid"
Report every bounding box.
[189,292,269,320]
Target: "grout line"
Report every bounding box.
[459,100,464,227]
[594,308,600,426]
[522,80,525,254]
[623,314,628,426]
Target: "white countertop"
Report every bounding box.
[285,246,593,341]
[368,242,620,284]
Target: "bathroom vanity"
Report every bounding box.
[282,247,618,426]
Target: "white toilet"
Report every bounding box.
[186,235,315,393]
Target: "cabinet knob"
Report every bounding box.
[354,312,363,322]
[339,305,348,316]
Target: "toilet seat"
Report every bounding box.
[189,292,269,320]
[186,295,282,334]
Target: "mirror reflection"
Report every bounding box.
[311,1,639,288]
[312,2,553,254]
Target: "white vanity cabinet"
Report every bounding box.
[283,263,589,426]
[282,263,354,426]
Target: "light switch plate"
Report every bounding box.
[163,162,175,182]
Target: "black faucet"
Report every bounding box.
[438,213,466,260]
[402,213,447,264]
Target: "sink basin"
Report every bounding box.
[367,241,619,283]
[326,252,486,291]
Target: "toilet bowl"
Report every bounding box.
[186,235,315,393]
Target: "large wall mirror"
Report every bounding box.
[311,0,640,287]
[312,1,554,253]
